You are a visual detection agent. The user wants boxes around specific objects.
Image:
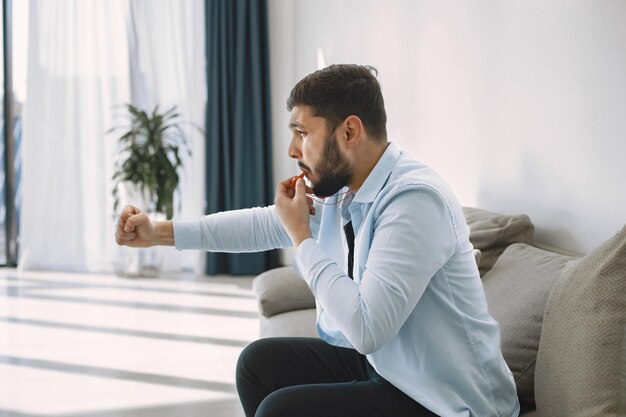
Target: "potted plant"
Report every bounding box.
[109,103,193,276]
[111,103,192,219]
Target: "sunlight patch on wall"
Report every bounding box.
[316,47,326,70]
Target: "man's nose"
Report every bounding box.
[288,138,301,160]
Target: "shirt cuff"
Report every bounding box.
[173,219,203,250]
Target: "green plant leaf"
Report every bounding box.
[108,102,195,219]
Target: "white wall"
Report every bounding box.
[268,0,626,255]
[268,0,298,187]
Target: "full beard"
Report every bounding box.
[311,134,353,197]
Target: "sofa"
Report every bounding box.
[252,207,626,417]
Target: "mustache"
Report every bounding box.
[298,162,312,173]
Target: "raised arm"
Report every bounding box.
[116,175,320,252]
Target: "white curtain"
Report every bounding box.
[18,0,206,274]
[19,0,131,272]
[127,0,207,273]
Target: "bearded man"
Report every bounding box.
[116,64,520,417]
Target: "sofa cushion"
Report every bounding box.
[463,207,535,275]
[535,226,626,417]
[482,243,576,406]
[259,309,318,339]
[253,266,315,317]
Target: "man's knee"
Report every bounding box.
[237,338,272,373]
[254,387,306,417]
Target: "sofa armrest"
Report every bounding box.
[252,266,315,318]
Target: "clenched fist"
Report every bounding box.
[115,205,174,247]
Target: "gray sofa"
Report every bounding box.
[252,208,626,417]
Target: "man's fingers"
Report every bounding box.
[124,213,147,232]
[294,178,306,200]
[115,206,143,246]
[115,230,137,246]
[121,204,140,217]
[282,176,295,188]
[118,205,141,227]
[117,232,137,241]
[281,175,299,192]
[276,176,297,201]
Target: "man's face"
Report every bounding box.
[288,106,353,197]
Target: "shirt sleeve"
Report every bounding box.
[295,186,459,355]
[173,205,293,252]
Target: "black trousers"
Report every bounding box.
[236,337,438,417]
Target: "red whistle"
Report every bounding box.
[290,172,306,189]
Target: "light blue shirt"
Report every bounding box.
[174,143,520,417]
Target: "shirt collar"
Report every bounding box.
[340,189,356,222]
[351,142,401,204]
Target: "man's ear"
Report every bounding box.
[342,115,364,149]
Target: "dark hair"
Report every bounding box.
[286,64,387,140]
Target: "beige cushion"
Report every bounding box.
[463,207,535,275]
[535,226,626,417]
[482,243,576,407]
[259,309,318,338]
[253,266,315,317]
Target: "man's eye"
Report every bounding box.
[297,131,306,137]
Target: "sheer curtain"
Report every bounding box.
[18,0,131,272]
[18,0,206,273]
[127,0,207,274]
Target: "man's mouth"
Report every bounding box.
[298,162,312,174]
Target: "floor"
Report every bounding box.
[0,269,259,417]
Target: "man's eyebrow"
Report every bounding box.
[288,122,305,129]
